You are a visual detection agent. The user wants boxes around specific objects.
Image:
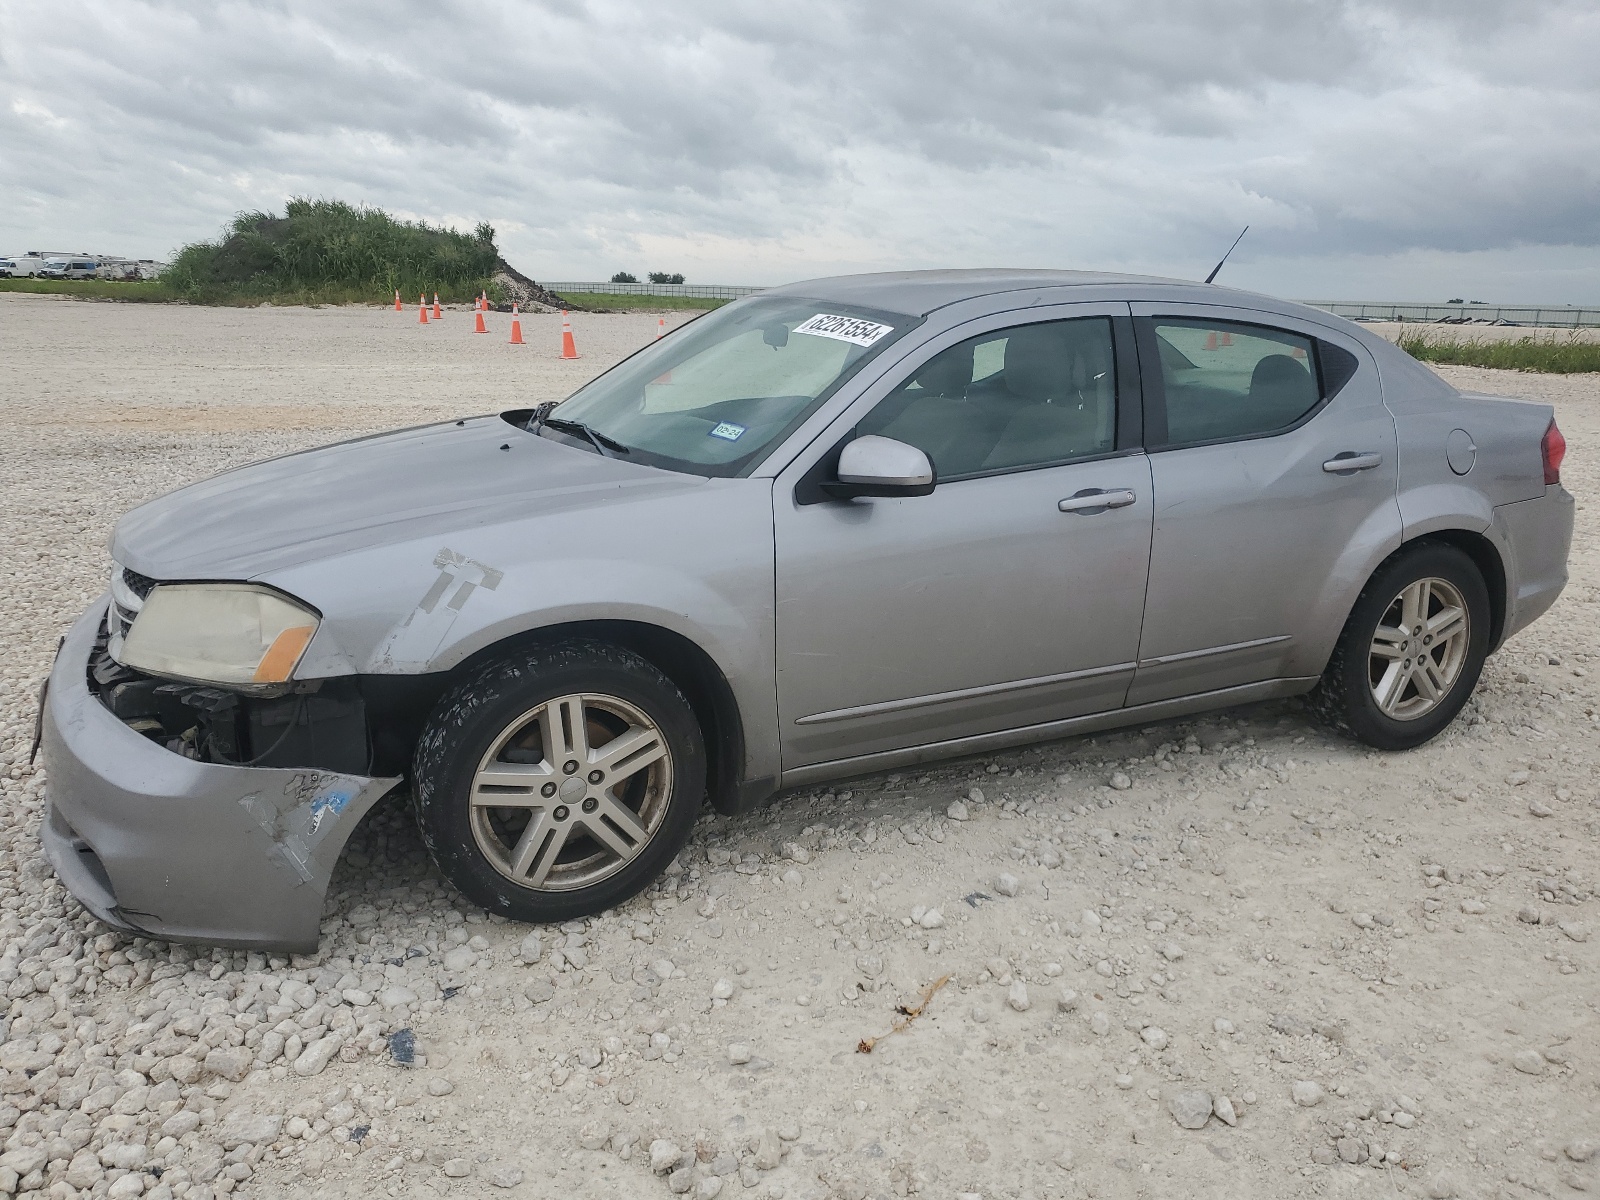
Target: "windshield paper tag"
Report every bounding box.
[709,421,747,442]
[794,313,893,346]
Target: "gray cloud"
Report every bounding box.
[2,0,1597,301]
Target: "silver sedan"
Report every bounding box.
[40,270,1574,949]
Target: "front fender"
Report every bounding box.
[390,558,763,679]
[261,477,780,785]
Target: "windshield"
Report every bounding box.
[546,295,916,476]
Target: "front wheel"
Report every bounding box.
[413,640,705,923]
[1312,542,1491,750]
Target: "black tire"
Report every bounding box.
[1311,541,1491,750]
[413,639,705,923]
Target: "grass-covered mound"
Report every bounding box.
[161,198,501,306]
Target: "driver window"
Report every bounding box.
[857,317,1117,480]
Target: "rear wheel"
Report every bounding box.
[1312,542,1490,750]
[413,640,705,922]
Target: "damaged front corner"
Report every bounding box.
[46,593,403,952]
[238,771,402,890]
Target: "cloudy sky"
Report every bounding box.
[2,0,1597,301]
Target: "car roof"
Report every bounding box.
[762,268,1246,318]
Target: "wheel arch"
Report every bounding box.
[447,619,758,816]
[1316,526,1509,684]
[1411,528,1508,652]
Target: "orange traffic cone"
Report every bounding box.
[432,293,442,320]
[419,294,429,324]
[1220,331,1232,347]
[509,304,524,344]
[394,289,401,311]
[656,316,666,340]
[1204,330,1217,351]
[560,311,579,359]
[474,307,488,334]
[1292,346,1306,359]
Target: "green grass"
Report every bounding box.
[1397,332,1600,374]
[0,275,498,307]
[552,291,730,312]
[0,278,182,301]
[161,198,504,306]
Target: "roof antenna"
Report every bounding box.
[1204,225,1249,284]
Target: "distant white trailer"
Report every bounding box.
[95,258,166,281]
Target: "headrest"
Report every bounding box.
[914,345,974,397]
[1004,324,1070,402]
[1250,353,1315,403]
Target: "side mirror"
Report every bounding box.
[821,435,937,499]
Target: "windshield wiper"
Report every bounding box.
[525,402,630,457]
[539,414,631,458]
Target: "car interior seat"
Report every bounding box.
[1246,353,1318,427]
[865,344,989,476]
[981,323,1114,470]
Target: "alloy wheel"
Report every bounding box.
[1367,577,1471,721]
[469,693,672,891]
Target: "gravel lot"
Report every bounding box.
[1,292,1597,1200]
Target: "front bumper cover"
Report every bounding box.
[41,598,400,952]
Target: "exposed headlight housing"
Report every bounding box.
[118,583,320,689]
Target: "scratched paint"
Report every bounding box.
[374,546,504,669]
[237,772,394,885]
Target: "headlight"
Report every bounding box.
[119,583,320,687]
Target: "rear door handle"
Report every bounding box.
[1323,452,1383,474]
[1058,488,1137,513]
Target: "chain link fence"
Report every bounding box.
[540,283,1600,327]
[1304,302,1600,328]
[542,281,765,300]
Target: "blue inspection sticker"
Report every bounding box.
[708,422,747,442]
[308,788,353,835]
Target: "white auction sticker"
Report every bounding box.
[793,313,893,347]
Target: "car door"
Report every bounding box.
[772,305,1154,773]
[1127,303,1402,706]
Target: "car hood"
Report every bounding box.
[112,414,706,579]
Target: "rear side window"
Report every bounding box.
[1151,319,1321,446]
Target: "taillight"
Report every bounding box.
[1542,419,1566,486]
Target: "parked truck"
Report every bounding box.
[0,255,45,278]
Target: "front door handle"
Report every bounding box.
[1323,452,1383,474]
[1059,488,1137,513]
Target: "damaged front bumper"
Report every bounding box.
[41,599,400,952]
